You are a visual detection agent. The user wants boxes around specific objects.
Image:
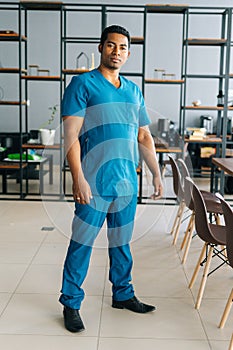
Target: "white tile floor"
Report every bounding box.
[0,192,232,350]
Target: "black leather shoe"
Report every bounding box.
[112,296,156,313]
[63,306,85,333]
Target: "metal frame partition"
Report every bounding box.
[0,3,232,200]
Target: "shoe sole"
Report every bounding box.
[112,303,156,313]
[64,325,85,333]
[112,303,124,309]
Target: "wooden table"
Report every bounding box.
[22,144,61,192]
[156,146,182,163]
[156,146,182,177]
[212,158,233,176]
[211,157,233,194]
[0,162,27,193]
[138,146,182,204]
[3,154,54,194]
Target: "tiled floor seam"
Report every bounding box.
[97,264,109,350]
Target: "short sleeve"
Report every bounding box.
[61,76,88,117]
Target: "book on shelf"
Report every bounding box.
[187,127,206,140]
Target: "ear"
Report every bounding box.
[98,44,102,53]
[127,50,131,59]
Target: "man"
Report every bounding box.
[59,25,163,333]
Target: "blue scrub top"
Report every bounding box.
[62,69,151,197]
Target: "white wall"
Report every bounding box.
[0,0,233,137]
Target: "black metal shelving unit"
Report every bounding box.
[0,2,28,198]
[20,0,63,198]
[181,6,232,190]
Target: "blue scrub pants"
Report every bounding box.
[59,195,137,310]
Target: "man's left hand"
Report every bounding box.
[150,175,163,200]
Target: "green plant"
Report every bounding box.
[40,104,59,129]
[48,104,58,125]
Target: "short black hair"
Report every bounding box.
[100,25,131,48]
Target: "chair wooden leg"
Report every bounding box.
[161,164,166,178]
[228,333,233,350]
[215,213,221,225]
[219,288,233,329]
[180,211,194,250]
[181,214,195,264]
[170,201,183,236]
[189,242,207,289]
[172,201,186,245]
[195,245,214,310]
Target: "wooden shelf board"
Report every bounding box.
[0,68,27,74]
[145,78,184,84]
[131,36,144,44]
[0,100,27,105]
[20,1,63,10]
[62,69,90,74]
[185,136,222,143]
[0,33,27,41]
[22,75,61,81]
[183,105,233,111]
[185,38,227,46]
[22,143,60,150]
[0,162,27,170]
[156,146,182,153]
[146,4,188,13]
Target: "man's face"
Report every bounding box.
[99,32,130,70]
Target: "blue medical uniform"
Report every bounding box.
[59,69,151,309]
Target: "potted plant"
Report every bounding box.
[40,104,58,145]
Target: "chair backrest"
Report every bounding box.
[177,158,190,178]
[177,158,194,210]
[185,177,215,243]
[217,194,233,268]
[168,155,184,201]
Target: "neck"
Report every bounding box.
[98,65,120,88]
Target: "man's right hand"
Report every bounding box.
[73,173,93,205]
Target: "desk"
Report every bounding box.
[212,158,233,176]
[138,146,182,203]
[211,157,233,193]
[156,146,182,158]
[156,146,182,177]
[185,136,224,177]
[3,157,52,194]
[0,162,27,193]
[22,143,61,190]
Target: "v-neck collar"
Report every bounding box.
[96,68,122,90]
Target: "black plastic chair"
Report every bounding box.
[168,155,223,251]
[185,177,227,310]
[177,158,223,264]
[168,155,186,245]
[228,333,233,350]
[216,194,233,329]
